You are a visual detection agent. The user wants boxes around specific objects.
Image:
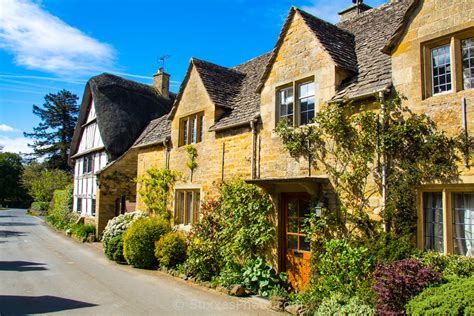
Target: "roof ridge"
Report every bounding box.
[191,57,244,75]
[336,0,405,26]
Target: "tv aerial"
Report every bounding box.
[159,55,171,71]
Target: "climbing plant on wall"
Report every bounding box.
[136,167,180,219]
[275,94,466,238]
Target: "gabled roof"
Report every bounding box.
[333,0,416,100]
[69,73,174,162]
[257,7,357,92]
[168,52,271,131]
[133,115,171,148]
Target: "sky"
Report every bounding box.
[0,0,386,154]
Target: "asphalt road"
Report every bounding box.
[0,209,277,315]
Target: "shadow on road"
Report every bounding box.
[0,295,97,315]
[0,222,37,226]
[0,261,48,272]
[0,230,27,238]
[0,215,15,218]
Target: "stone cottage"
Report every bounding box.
[75,0,473,290]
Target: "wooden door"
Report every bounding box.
[283,194,311,291]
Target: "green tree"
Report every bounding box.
[0,152,28,206]
[24,90,79,171]
[21,162,71,202]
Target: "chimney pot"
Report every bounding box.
[338,0,371,22]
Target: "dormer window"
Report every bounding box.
[277,79,315,126]
[179,112,204,146]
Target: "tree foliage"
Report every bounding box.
[0,152,28,206]
[24,90,79,171]
[21,162,71,202]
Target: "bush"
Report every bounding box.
[406,276,474,315]
[30,201,49,213]
[242,258,287,297]
[414,251,474,278]
[102,212,148,262]
[123,217,170,268]
[359,232,417,264]
[46,185,77,229]
[105,235,126,263]
[154,231,187,268]
[373,259,440,315]
[316,292,374,316]
[317,239,374,297]
[186,199,223,280]
[70,223,96,240]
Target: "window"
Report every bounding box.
[462,38,474,89]
[175,189,200,225]
[423,192,444,252]
[287,198,311,252]
[82,155,93,174]
[179,112,204,146]
[452,192,474,256]
[419,189,474,256]
[278,87,293,124]
[76,198,82,213]
[91,199,96,216]
[423,29,474,98]
[431,45,452,95]
[277,79,315,126]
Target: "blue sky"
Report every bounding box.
[0,0,385,154]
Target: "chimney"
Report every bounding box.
[153,67,170,99]
[338,0,372,22]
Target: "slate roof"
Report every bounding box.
[69,73,174,162]
[333,0,415,100]
[133,115,171,147]
[209,52,272,130]
[296,9,357,73]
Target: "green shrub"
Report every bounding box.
[70,223,96,240]
[46,185,77,229]
[242,258,287,297]
[105,235,126,263]
[316,239,374,298]
[358,232,417,264]
[102,212,148,263]
[414,251,474,278]
[316,292,374,316]
[154,231,187,268]
[123,217,170,268]
[406,276,474,315]
[30,201,49,213]
[186,199,223,280]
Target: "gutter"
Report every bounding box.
[330,85,391,104]
[208,117,259,132]
[70,146,105,159]
[250,116,259,180]
[132,138,168,149]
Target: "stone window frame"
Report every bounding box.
[417,184,474,256]
[178,111,204,147]
[174,189,201,226]
[276,76,315,127]
[422,28,474,99]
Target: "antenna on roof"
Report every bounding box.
[352,0,363,4]
[159,55,171,72]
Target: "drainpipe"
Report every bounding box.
[250,118,258,180]
[462,97,469,167]
[379,90,388,232]
[163,137,171,169]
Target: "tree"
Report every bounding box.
[24,90,79,171]
[21,162,71,202]
[0,152,28,206]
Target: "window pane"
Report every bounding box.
[191,116,197,144]
[288,235,298,250]
[452,192,474,256]
[278,87,294,124]
[288,218,298,233]
[298,82,315,126]
[423,192,444,252]
[462,38,474,90]
[200,115,204,142]
[185,192,193,225]
[300,236,310,252]
[431,45,452,95]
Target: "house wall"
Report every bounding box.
[391,0,474,254]
[136,145,167,211]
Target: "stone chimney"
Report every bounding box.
[153,67,170,99]
[338,0,372,22]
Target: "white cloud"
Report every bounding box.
[0,124,20,132]
[0,0,115,76]
[0,135,32,154]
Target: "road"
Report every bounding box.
[0,209,277,315]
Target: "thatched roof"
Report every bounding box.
[69,73,174,163]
